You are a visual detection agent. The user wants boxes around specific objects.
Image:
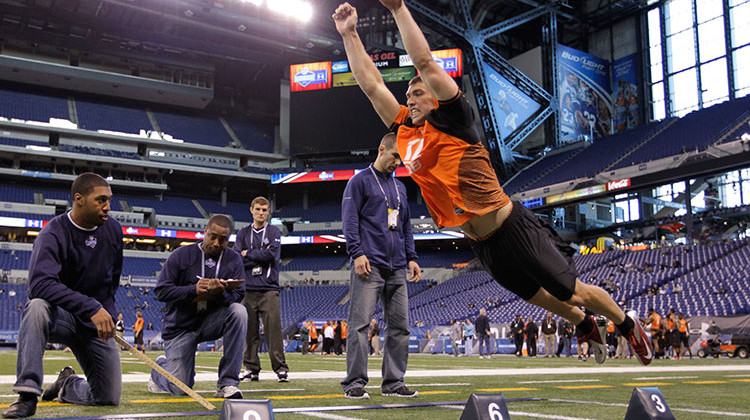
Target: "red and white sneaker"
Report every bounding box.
[626,314,654,365]
[577,315,608,364]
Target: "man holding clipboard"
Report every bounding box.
[149,215,247,399]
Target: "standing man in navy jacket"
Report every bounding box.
[149,215,247,399]
[235,196,289,382]
[3,173,122,419]
[340,132,421,400]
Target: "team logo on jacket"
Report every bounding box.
[85,236,97,249]
[205,258,216,269]
[454,206,465,215]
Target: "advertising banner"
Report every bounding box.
[398,49,463,77]
[483,62,542,141]
[612,54,640,132]
[290,61,332,92]
[558,45,613,143]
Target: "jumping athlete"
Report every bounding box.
[332,0,653,366]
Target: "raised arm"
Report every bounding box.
[333,2,401,126]
[380,0,459,101]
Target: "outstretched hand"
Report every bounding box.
[332,2,357,35]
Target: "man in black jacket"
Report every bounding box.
[525,317,539,357]
[510,315,525,357]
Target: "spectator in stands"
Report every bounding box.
[146,322,154,331]
[235,196,289,383]
[424,330,432,340]
[541,312,557,357]
[148,215,246,400]
[510,314,525,357]
[525,316,539,357]
[475,308,491,359]
[3,173,122,419]
[332,0,652,368]
[340,133,420,400]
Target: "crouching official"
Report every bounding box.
[3,173,123,419]
[148,215,247,399]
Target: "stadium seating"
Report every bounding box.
[75,99,152,135]
[0,88,69,122]
[226,119,275,153]
[151,111,234,148]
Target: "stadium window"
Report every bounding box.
[646,0,748,119]
[733,45,750,95]
[669,68,700,116]
[700,58,729,106]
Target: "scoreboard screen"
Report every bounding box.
[289,49,462,157]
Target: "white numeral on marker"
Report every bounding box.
[651,394,666,413]
[488,402,504,420]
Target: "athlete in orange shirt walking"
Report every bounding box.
[332,0,653,366]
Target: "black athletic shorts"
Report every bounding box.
[469,202,578,301]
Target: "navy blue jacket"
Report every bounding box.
[342,165,417,269]
[28,212,123,333]
[155,243,245,341]
[234,223,281,292]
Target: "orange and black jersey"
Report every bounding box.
[390,91,510,228]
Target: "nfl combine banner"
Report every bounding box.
[557,44,613,143]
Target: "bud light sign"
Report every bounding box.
[290,62,332,92]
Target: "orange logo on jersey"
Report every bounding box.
[402,138,424,174]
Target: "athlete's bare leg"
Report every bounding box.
[527,279,626,325]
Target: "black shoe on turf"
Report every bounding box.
[277,371,289,382]
[42,366,75,401]
[344,388,370,399]
[2,393,37,419]
[382,386,418,398]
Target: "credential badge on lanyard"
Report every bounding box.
[370,165,400,230]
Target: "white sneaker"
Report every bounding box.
[479,355,484,359]
[147,378,168,394]
[215,385,243,399]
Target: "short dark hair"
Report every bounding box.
[408,75,423,86]
[380,132,397,150]
[251,196,270,209]
[207,214,233,232]
[71,172,109,198]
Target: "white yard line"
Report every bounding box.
[631,376,698,380]
[440,403,600,420]
[299,412,364,420]
[547,398,750,417]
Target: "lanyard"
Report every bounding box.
[369,165,400,210]
[249,224,268,249]
[199,243,223,279]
